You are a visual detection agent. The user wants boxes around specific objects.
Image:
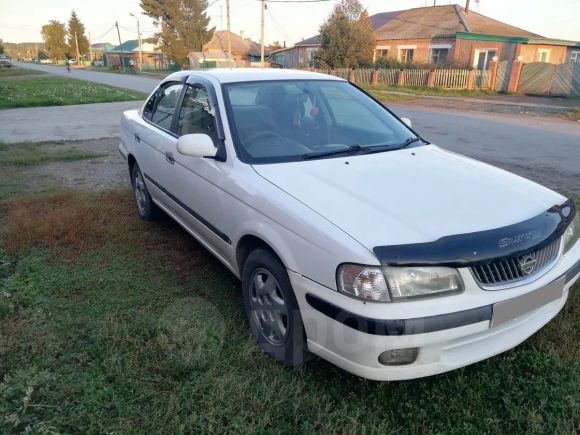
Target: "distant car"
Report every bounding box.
[119,69,580,381]
[0,54,12,67]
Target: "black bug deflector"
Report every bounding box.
[373,199,576,267]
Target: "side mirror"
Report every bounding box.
[401,117,412,128]
[177,134,217,158]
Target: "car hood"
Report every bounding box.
[252,145,565,250]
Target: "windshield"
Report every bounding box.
[222,80,420,164]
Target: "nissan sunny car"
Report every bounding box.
[119,69,579,380]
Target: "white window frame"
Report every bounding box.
[429,45,451,65]
[374,45,390,61]
[473,48,497,69]
[398,45,416,63]
[571,51,580,63]
[537,48,551,63]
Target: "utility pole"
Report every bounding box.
[260,0,265,67]
[88,32,94,63]
[131,13,143,70]
[115,21,125,71]
[226,0,232,61]
[74,31,81,65]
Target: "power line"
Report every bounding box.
[257,0,334,2]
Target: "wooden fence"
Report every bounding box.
[304,62,579,95]
[310,67,491,90]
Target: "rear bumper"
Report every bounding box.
[290,256,579,381]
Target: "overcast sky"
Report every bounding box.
[1,0,579,45]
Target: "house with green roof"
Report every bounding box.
[103,39,167,69]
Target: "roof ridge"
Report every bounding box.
[453,4,471,32]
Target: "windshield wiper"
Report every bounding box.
[398,137,421,149]
[302,144,368,160]
[362,137,422,155]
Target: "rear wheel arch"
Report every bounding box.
[127,154,137,178]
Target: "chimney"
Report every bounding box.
[240,30,245,40]
[465,0,470,13]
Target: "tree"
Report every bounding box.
[0,39,4,54]
[269,41,283,51]
[317,0,375,68]
[140,0,214,64]
[41,20,68,62]
[67,10,90,57]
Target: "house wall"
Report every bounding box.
[104,53,160,67]
[519,44,567,64]
[455,40,517,66]
[374,38,456,64]
[297,46,319,67]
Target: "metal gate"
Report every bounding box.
[517,62,555,95]
[549,63,580,96]
[494,61,511,92]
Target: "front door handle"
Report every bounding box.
[165,151,175,164]
[134,133,141,142]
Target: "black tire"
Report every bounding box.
[242,248,311,366]
[131,163,160,220]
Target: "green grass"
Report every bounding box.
[0,190,578,433]
[0,76,146,109]
[0,142,103,166]
[361,84,500,98]
[563,108,580,121]
[0,66,46,78]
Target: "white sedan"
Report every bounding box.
[119,69,580,380]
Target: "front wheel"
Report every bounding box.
[242,249,310,366]
[131,163,160,220]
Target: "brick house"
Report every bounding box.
[272,4,580,69]
[189,30,263,67]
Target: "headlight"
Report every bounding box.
[337,264,464,302]
[563,213,580,254]
[337,264,390,301]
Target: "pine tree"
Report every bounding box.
[140,0,214,65]
[41,21,68,62]
[317,0,375,68]
[67,10,90,57]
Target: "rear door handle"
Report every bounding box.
[165,151,175,164]
[134,133,141,142]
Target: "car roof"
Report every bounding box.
[164,68,345,84]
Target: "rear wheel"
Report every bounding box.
[131,163,160,220]
[242,248,310,366]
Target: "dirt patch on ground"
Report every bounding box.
[30,137,129,191]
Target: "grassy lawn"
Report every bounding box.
[0,67,46,78]
[0,74,146,109]
[0,176,578,431]
[563,108,580,121]
[0,141,103,166]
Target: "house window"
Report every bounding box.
[571,51,580,63]
[375,48,389,58]
[430,48,449,65]
[399,48,414,63]
[473,49,497,70]
[537,49,551,63]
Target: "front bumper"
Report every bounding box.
[290,246,579,381]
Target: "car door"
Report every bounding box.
[163,80,234,261]
[134,81,185,212]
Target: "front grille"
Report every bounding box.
[471,237,562,289]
